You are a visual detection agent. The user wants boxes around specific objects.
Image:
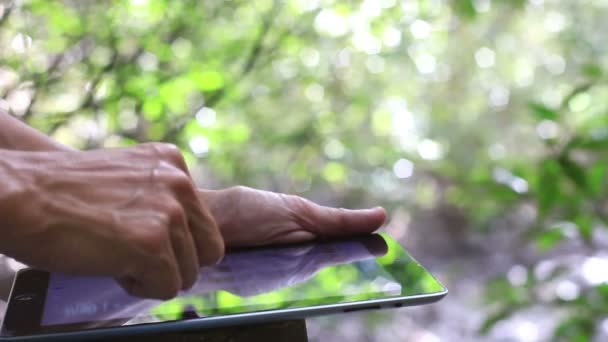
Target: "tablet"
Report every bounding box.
[0,233,447,341]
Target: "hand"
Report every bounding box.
[200,186,387,247]
[0,143,224,299]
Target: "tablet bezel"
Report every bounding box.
[0,234,447,341]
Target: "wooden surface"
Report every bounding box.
[93,320,309,342]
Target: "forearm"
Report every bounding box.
[0,150,34,252]
[0,111,73,151]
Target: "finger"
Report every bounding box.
[115,214,183,299]
[187,192,225,266]
[171,179,225,265]
[156,166,225,266]
[138,143,190,175]
[117,254,182,300]
[166,201,200,290]
[306,203,387,238]
[137,197,199,290]
[145,145,225,265]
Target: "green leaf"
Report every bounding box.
[148,122,167,141]
[558,156,589,193]
[190,70,225,92]
[30,1,83,35]
[142,98,164,121]
[453,0,477,20]
[596,284,608,303]
[570,136,608,151]
[575,216,593,242]
[568,92,592,112]
[582,63,603,78]
[528,102,558,120]
[372,109,392,136]
[322,162,347,184]
[562,83,594,110]
[486,278,529,305]
[554,317,594,342]
[535,229,565,252]
[159,76,196,113]
[495,0,527,8]
[537,159,560,216]
[125,74,159,99]
[226,123,251,143]
[589,162,607,196]
[479,307,514,334]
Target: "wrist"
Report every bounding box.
[198,188,232,230]
[0,111,75,152]
[0,150,47,253]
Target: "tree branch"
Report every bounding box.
[44,32,149,137]
[161,0,283,142]
[21,54,64,121]
[47,48,121,136]
[0,1,14,27]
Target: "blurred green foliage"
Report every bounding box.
[1,0,608,339]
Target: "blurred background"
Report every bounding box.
[1,0,608,340]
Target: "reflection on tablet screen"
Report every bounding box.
[39,234,411,328]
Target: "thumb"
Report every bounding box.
[303,201,387,238]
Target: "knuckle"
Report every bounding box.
[163,199,186,223]
[135,216,170,254]
[142,142,187,169]
[228,185,252,195]
[223,186,251,207]
[282,193,303,205]
[153,142,180,155]
[168,172,194,194]
[164,167,189,184]
[282,195,317,230]
[335,208,349,227]
[155,143,186,166]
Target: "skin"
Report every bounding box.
[0,112,387,299]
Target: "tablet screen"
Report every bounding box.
[2,234,446,336]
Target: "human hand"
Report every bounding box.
[200,186,387,247]
[0,143,223,299]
